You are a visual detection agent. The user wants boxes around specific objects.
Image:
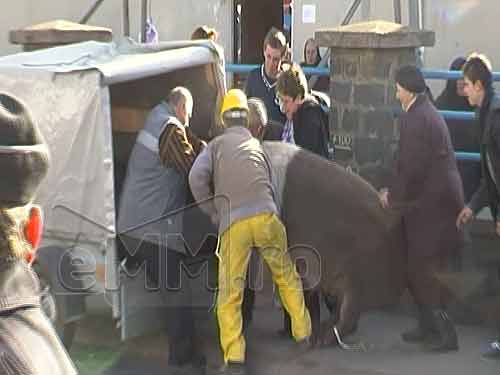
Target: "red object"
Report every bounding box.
[24,206,43,264]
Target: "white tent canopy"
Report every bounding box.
[0,39,225,249]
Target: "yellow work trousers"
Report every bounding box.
[217,212,311,363]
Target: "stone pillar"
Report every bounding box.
[316,20,434,188]
[9,20,112,52]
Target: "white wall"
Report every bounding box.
[0,0,234,62]
[3,0,499,81]
[424,0,498,71]
[292,0,499,70]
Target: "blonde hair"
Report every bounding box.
[0,206,30,259]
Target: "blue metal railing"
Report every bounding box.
[226,64,500,81]
[226,63,329,77]
[455,152,480,162]
[422,69,500,81]
[226,63,500,162]
[437,110,475,121]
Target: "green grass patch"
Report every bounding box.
[70,343,122,375]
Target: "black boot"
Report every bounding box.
[277,311,293,339]
[402,306,437,343]
[424,310,459,352]
[209,362,246,375]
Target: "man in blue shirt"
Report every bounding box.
[245,27,287,127]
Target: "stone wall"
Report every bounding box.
[329,47,417,188]
[317,20,434,188]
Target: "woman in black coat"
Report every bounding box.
[276,63,329,158]
[436,57,480,201]
[380,65,465,352]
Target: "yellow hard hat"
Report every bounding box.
[220,89,249,122]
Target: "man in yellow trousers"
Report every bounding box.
[189,89,311,375]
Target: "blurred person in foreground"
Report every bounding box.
[0,93,77,374]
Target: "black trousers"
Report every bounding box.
[407,253,450,309]
[131,239,201,366]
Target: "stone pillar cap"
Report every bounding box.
[315,20,434,49]
[10,20,112,45]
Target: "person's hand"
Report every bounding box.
[379,189,389,209]
[496,221,500,237]
[456,206,473,229]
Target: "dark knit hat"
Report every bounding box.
[395,65,426,94]
[0,93,49,208]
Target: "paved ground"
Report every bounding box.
[68,294,500,375]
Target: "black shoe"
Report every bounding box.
[402,326,428,343]
[295,336,313,355]
[401,307,437,343]
[424,310,459,352]
[209,362,246,375]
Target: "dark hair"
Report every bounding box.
[463,53,493,91]
[302,38,321,67]
[395,65,426,94]
[263,27,287,56]
[435,57,472,111]
[276,63,308,100]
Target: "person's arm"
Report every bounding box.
[158,123,197,176]
[188,146,217,219]
[185,127,207,155]
[491,112,500,223]
[468,177,489,214]
[297,107,328,157]
[313,109,329,158]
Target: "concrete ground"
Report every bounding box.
[68,293,500,375]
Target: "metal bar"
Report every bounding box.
[361,0,371,20]
[408,0,421,29]
[226,63,330,76]
[342,0,363,26]
[80,0,106,24]
[455,152,480,162]
[439,110,475,121]
[422,69,500,81]
[122,0,130,37]
[225,64,500,82]
[140,0,148,43]
[393,0,402,24]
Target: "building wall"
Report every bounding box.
[292,0,400,63]
[292,0,499,79]
[0,0,234,63]
[2,0,498,79]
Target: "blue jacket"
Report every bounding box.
[245,66,286,126]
